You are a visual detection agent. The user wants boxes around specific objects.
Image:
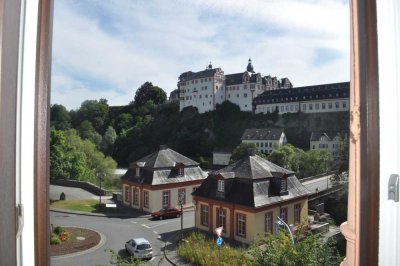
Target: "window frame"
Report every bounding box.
[143,190,149,208]
[162,190,170,208]
[265,211,273,234]
[236,213,246,237]
[13,0,379,264]
[200,204,209,226]
[217,208,227,232]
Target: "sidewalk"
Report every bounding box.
[163,230,193,266]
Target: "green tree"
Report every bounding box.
[300,150,333,178]
[133,81,167,106]
[230,142,267,162]
[73,99,109,132]
[112,113,133,134]
[50,104,71,130]
[249,231,341,266]
[268,144,305,170]
[50,129,117,182]
[100,126,117,156]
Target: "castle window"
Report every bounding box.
[343,101,347,108]
[135,167,140,177]
[328,103,333,109]
[244,93,247,98]
[322,103,326,109]
[335,102,340,108]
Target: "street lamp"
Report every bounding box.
[97,173,104,210]
[276,216,294,245]
[178,190,185,241]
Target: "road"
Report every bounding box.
[50,211,194,266]
[302,174,333,193]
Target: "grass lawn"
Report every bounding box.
[51,199,99,213]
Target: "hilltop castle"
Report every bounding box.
[177,59,349,114]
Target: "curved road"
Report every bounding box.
[50,211,194,266]
[49,185,194,266]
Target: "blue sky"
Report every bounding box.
[51,0,350,110]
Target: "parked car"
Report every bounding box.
[125,238,152,259]
[151,207,182,220]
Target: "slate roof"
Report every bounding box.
[121,147,207,185]
[193,154,310,208]
[253,82,350,105]
[225,73,246,86]
[133,147,199,169]
[310,132,331,141]
[178,68,221,81]
[241,128,284,141]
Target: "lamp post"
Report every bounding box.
[97,173,104,210]
[178,190,185,241]
[276,216,294,245]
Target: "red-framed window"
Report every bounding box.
[237,213,246,237]
[200,204,209,226]
[294,203,301,224]
[217,208,227,232]
[124,186,130,203]
[133,188,139,206]
[144,191,149,208]
[265,211,273,234]
[162,190,170,208]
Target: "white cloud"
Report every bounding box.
[51,0,350,110]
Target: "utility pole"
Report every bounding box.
[179,190,185,241]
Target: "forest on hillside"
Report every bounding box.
[50,81,349,168]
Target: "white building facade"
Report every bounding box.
[178,59,291,113]
[254,82,350,115]
[310,132,346,160]
[241,128,287,154]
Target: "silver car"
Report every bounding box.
[125,238,153,259]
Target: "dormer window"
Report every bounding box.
[135,167,140,177]
[281,178,287,192]
[218,180,225,192]
[178,167,184,176]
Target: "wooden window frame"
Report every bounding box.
[143,190,149,208]
[217,207,227,232]
[162,190,170,208]
[294,203,301,224]
[280,207,288,224]
[200,204,209,226]
[265,211,273,234]
[0,0,378,264]
[178,188,186,205]
[236,213,246,237]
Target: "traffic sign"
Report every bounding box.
[216,237,223,246]
[215,226,223,237]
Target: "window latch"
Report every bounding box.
[16,204,24,237]
[388,174,399,202]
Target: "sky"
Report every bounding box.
[51,0,350,110]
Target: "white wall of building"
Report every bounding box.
[255,98,349,114]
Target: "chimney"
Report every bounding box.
[160,145,168,150]
[248,148,256,156]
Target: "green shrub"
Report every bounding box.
[53,226,63,235]
[50,233,61,245]
[177,232,251,266]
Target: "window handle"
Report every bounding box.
[388,174,399,202]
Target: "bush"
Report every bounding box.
[53,226,63,235]
[50,233,61,245]
[177,232,251,266]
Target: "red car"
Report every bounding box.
[151,207,182,220]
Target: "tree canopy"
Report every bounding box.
[50,129,116,182]
[133,81,167,106]
[50,104,71,130]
